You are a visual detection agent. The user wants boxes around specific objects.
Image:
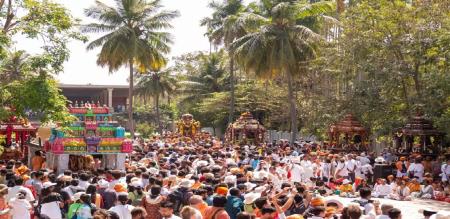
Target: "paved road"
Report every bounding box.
[329,195,450,218]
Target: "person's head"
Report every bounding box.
[80,193,91,204]
[80,173,90,181]
[111,170,121,180]
[14,161,22,167]
[212,195,227,208]
[150,185,161,198]
[254,197,269,210]
[86,184,97,194]
[93,209,110,219]
[229,187,240,197]
[346,204,362,219]
[388,208,402,219]
[131,207,147,219]
[189,195,204,208]
[180,206,197,219]
[70,179,80,187]
[260,207,277,219]
[309,206,326,218]
[387,175,394,182]
[117,193,129,205]
[14,176,24,186]
[359,187,371,199]
[380,204,394,215]
[159,201,175,217]
[107,211,120,219]
[63,170,72,176]
[236,212,256,219]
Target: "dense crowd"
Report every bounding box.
[0,134,449,219]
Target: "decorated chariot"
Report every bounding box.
[225,112,266,145]
[45,103,132,172]
[176,114,200,138]
[327,113,369,152]
[393,112,445,157]
[0,116,36,160]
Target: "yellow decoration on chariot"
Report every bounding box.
[176,114,200,137]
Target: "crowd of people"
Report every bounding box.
[0,134,449,219]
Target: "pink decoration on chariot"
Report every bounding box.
[69,108,88,114]
[85,122,97,130]
[52,139,64,154]
[121,140,133,153]
[92,107,109,114]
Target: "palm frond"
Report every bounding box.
[296,1,335,19]
[81,23,117,33]
[84,0,124,25]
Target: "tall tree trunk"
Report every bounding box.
[336,0,345,15]
[128,59,135,138]
[155,95,162,134]
[401,78,411,116]
[286,72,298,143]
[209,39,212,55]
[412,64,421,102]
[228,56,235,124]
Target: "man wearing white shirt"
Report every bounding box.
[109,193,135,219]
[361,163,374,181]
[8,190,32,219]
[290,158,304,183]
[320,159,332,181]
[359,153,371,166]
[78,173,91,190]
[346,155,357,181]
[7,177,35,204]
[408,159,424,182]
[301,157,313,182]
[159,201,181,219]
[441,159,450,183]
[373,179,391,198]
[335,159,349,179]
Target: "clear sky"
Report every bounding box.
[15,0,213,85]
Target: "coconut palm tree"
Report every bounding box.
[230,1,333,142]
[201,0,247,125]
[83,0,178,137]
[179,52,229,105]
[135,69,177,133]
[0,50,31,85]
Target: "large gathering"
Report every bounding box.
[0,0,449,219]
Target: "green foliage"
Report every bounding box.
[136,123,155,138]
[177,51,230,105]
[83,0,178,72]
[3,74,74,123]
[192,80,289,131]
[0,0,85,123]
[307,0,450,139]
[135,69,178,132]
[83,0,178,136]
[0,0,86,73]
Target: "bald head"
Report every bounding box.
[189,195,204,205]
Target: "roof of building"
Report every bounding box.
[58,83,129,89]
